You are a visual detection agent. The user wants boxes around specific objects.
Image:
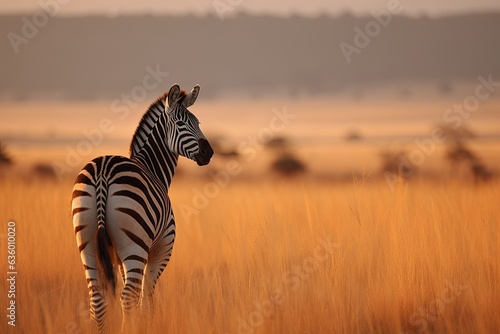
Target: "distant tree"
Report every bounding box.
[344,130,362,142]
[0,142,13,166]
[440,124,494,182]
[265,136,306,176]
[445,142,476,166]
[470,161,493,183]
[379,150,415,178]
[33,163,57,179]
[271,152,306,176]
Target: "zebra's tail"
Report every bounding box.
[96,176,116,296]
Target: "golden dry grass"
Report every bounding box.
[0,174,499,333]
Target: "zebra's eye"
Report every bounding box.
[175,121,184,127]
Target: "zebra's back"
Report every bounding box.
[72,155,171,261]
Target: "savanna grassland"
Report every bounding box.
[0,174,499,334]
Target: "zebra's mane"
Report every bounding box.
[129,90,187,157]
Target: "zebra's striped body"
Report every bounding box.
[71,84,213,332]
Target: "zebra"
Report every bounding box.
[71,84,213,332]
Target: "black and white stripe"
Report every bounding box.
[72,84,213,332]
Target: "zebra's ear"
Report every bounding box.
[183,85,200,108]
[167,84,181,108]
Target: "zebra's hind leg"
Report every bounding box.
[142,256,171,311]
[143,228,175,312]
[89,286,108,333]
[81,251,108,333]
[118,251,148,332]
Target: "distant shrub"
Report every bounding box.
[0,142,13,166]
[33,163,57,179]
[271,153,306,176]
[379,150,415,178]
[344,130,362,142]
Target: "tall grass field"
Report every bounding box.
[0,174,498,333]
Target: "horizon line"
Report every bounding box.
[1,8,500,19]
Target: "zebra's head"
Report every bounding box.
[165,84,213,166]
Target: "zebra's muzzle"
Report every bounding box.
[194,138,213,166]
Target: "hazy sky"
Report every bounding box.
[1,0,500,16]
